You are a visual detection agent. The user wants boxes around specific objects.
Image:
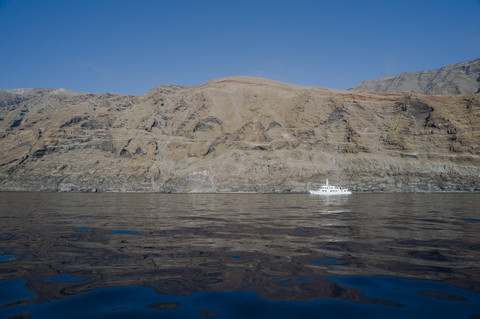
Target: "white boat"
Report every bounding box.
[309,179,352,195]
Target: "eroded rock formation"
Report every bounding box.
[1,76,479,192]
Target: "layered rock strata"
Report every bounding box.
[1,76,479,192]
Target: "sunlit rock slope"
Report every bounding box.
[1,76,479,192]
[350,57,480,95]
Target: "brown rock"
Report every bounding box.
[1,77,479,193]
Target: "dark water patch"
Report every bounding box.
[327,276,480,317]
[198,262,223,268]
[416,290,469,301]
[2,281,479,319]
[145,301,180,310]
[0,235,5,238]
[199,310,217,318]
[418,218,446,224]
[397,239,464,249]
[311,259,340,264]
[0,255,15,261]
[142,253,162,259]
[192,277,222,284]
[110,230,141,235]
[296,278,309,282]
[0,279,35,307]
[461,244,480,251]
[323,242,351,252]
[43,275,86,282]
[397,239,431,246]
[405,264,452,273]
[0,268,17,275]
[78,227,93,230]
[230,256,241,259]
[408,250,447,262]
[462,218,480,222]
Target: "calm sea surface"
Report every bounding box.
[0,193,479,318]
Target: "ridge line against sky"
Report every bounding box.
[1,0,479,95]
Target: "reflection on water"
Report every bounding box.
[43,275,86,282]
[0,193,479,318]
[1,277,479,319]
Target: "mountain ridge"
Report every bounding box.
[0,72,480,193]
[349,57,480,95]
[1,75,479,193]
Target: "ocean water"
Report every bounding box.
[0,193,479,318]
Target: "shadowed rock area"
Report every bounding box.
[349,58,480,95]
[1,76,479,192]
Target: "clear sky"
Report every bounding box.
[1,0,479,95]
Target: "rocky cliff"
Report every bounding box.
[1,76,479,192]
[349,58,480,95]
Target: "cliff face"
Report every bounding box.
[1,76,479,192]
[349,58,480,95]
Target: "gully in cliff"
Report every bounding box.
[309,179,352,195]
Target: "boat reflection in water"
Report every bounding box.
[0,193,479,318]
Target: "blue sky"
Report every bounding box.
[1,0,479,95]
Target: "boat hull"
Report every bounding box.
[309,179,352,195]
[309,190,352,195]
